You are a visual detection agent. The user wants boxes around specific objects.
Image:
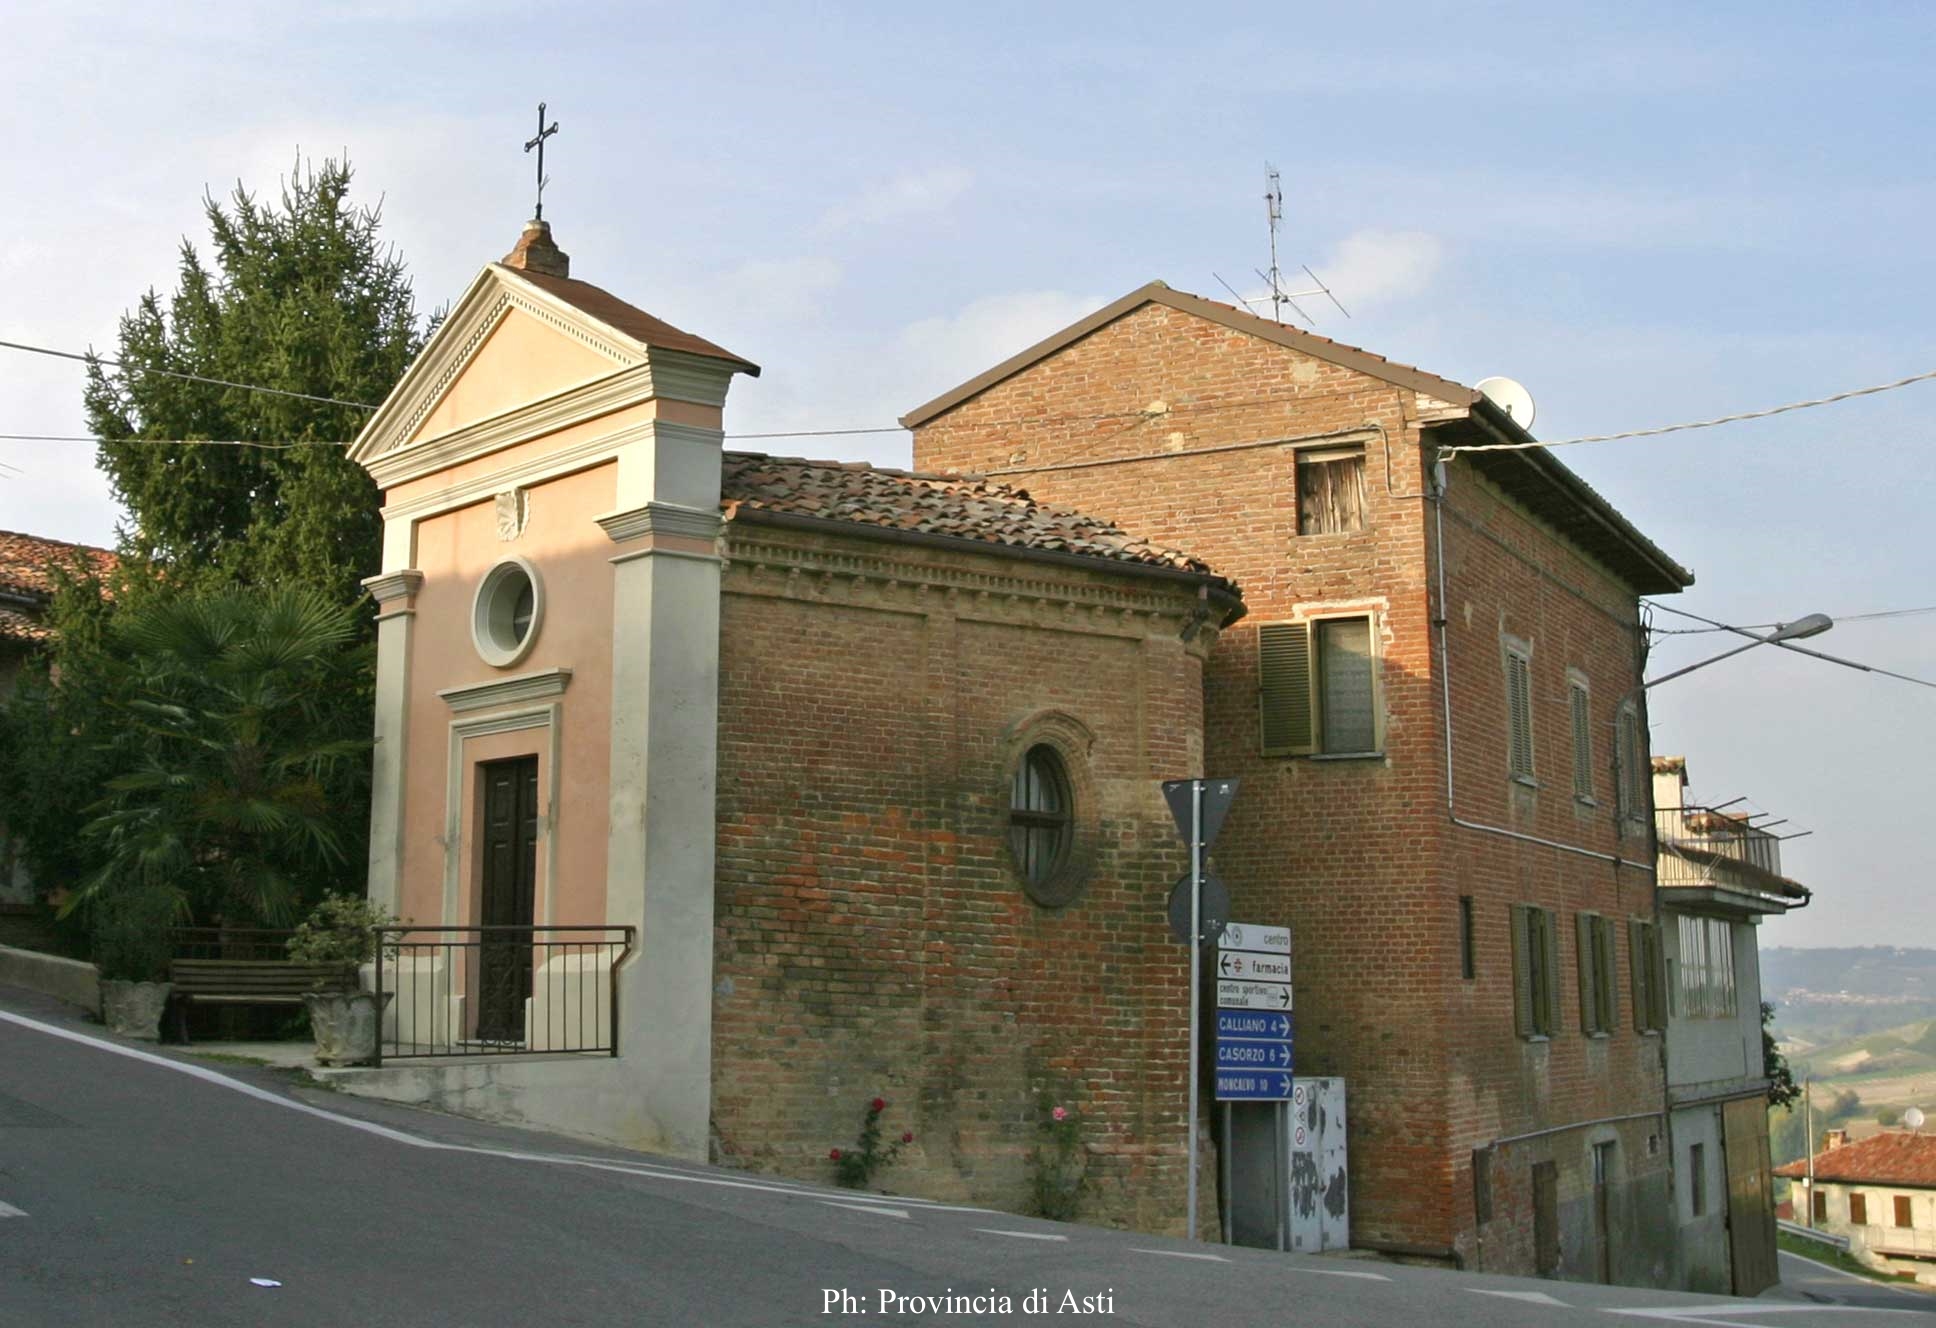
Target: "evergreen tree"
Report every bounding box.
[82,156,427,601]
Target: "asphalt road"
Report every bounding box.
[1,984,1931,1327]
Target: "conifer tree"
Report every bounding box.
[83,156,428,601]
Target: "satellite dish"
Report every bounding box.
[1475,376,1537,429]
[1907,1106,1927,1132]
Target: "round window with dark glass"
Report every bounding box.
[471,557,544,668]
[1009,744,1072,886]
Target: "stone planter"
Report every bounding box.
[99,980,173,1040]
[303,990,394,1066]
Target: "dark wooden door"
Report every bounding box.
[1593,1141,1616,1284]
[1723,1096,1779,1295]
[476,756,539,1042]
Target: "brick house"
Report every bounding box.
[906,281,1693,1283]
[338,223,1240,1232]
[1776,1131,1936,1280]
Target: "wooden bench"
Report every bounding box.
[167,959,357,1040]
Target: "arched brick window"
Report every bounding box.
[1009,745,1072,885]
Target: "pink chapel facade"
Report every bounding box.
[339,222,1241,1230]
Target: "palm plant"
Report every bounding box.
[65,586,372,930]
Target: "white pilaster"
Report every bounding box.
[362,568,423,916]
[603,418,727,1160]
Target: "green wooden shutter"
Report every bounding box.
[1510,904,1533,1038]
[1259,623,1315,756]
[1629,919,1648,1031]
[1577,912,1598,1034]
[1597,917,1619,1032]
[1570,684,1593,799]
[1507,651,1534,778]
[1648,923,1667,1030]
[1540,908,1563,1035]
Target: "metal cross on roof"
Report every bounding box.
[524,102,560,221]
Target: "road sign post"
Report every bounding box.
[1160,777,1238,1244]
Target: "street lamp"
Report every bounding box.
[1643,614,1834,690]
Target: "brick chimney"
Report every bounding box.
[1823,1128,1849,1151]
[502,219,570,279]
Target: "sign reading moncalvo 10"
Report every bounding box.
[1215,921,1293,1101]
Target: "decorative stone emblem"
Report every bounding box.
[495,489,530,541]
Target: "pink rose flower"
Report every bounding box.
[829,1148,842,1160]
[902,1131,915,1144]
[870,1097,887,1113]
[1052,1106,1069,1122]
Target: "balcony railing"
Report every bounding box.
[372,925,634,1065]
[1654,806,1805,908]
[1853,1221,1936,1260]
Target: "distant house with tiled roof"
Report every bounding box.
[0,528,117,906]
[1776,1130,1936,1279]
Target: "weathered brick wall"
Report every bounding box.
[1437,461,1671,1276]
[711,520,1217,1232]
[913,298,1673,1276]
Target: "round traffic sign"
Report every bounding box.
[1166,871,1231,945]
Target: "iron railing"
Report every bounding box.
[1655,805,1787,890]
[372,925,633,1065]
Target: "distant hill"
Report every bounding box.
[1762,947,1936,999]
[1762,947,1936,1047]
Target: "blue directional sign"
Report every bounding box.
[1215,1070,1294,1101]
[1216,1010,1291,1041]
[1215,1037,1293,1070]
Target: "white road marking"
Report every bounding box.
[0,1200,26,1218]
[1778,1248,1933,1301]
[1283,1266,1391,1282]
[1470,1289,1568,1305]
[1604,1305,1920,1322]
[0,1011,982,1213]
[1130,1249,1228,1263]
[974,1228,1068,1241]
[821,1201,910,1219]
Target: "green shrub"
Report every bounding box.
[286,892,395,968]
[89,887,179,983]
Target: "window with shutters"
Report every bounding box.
[1895,1195,1913,1229]
[1689,1143,1706,1217]
[1511,903,1561,1039]
[1568,672,1595,803]
[1615,701,1646,826]
[1849,1193,1867,1225]
[1629,918,1665,1033]
[1504,638,1535,783]
[1257,613,1380,757]
[1577,911,1619,1035]
[1813,1189,1828,1223]
[1296,446,1368,535]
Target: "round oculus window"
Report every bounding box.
[472,557,544,668]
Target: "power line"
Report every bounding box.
[0,339,380,411]
[0,433,337,451]
[1652,605,1936,635]
[1442,364,1936,456]
[1644,600,1936,691]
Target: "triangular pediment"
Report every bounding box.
[349,264,649,465]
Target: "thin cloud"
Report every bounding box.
[818,168,974,232]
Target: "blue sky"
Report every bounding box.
[3,2,1932,946]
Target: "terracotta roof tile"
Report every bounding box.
[498,266,760,375]
[0,529,115,602]
[1773,1131,1936,1188]
[0,605,51,642]
[720,452,1233,586]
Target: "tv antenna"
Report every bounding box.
[1214,165,1350,327]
